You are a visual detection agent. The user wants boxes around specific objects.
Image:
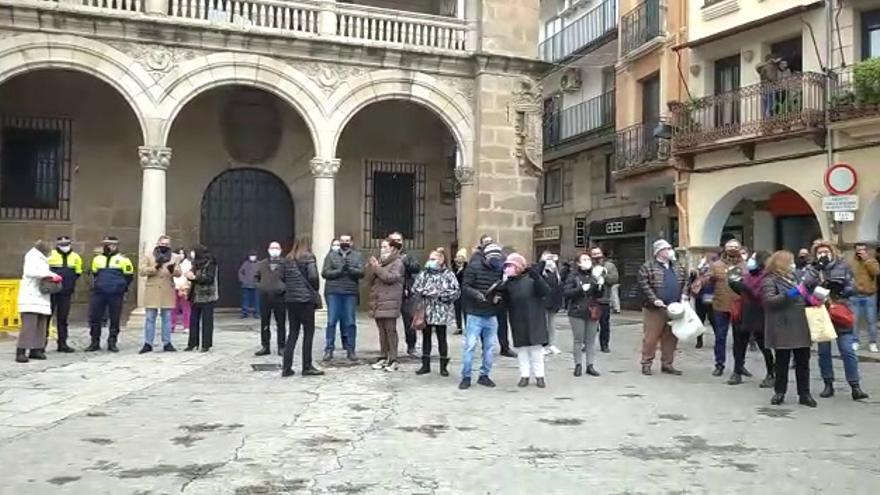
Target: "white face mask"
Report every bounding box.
[190,252,196,259]
[668,250,677,261]
[268,249,282,258]
[331,245,341,252]
[248,255,257,262]
[58,245,71,253]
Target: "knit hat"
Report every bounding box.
[504,253,527,271]
[483,243,503,261]
[653,239,672,256]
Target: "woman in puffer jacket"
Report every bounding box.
[563,252,605,377]
[367,238,405,372]
[411,248,460,377]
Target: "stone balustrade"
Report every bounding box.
[5,0,470,53]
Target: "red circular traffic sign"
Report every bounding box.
[824,164,858,195]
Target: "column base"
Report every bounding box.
[126,306,146,331]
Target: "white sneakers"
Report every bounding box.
[870,343,879,353]
[371,359,387,370]
[852,342,861,352]
[384,361,399,372]
[549,345,562,355]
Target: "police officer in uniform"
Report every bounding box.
[47,236,82,353]
[86,236,134,352]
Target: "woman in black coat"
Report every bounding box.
[490,253,550,388]
[563,253,604,377]
[186,245,218,353]
[540,251,564,355]
[282,238,325,378]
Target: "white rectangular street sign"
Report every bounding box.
[822,195,859,212]
[833,211,855,222]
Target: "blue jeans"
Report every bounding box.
[325,293,357,352]
[241,288,259,317]
[850,295,878,343]
[818,332,860,383]
[460,314,498,379]
[144,308,172,346]
[713,311,732,367]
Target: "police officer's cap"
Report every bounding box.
[102,236,120,244]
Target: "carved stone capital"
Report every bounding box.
[138,146,172,170]
[310,158,341,178]
[454,166,475,186]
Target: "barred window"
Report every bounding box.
[363,160,425,249]
[0,116,72,220]
[543,167,563,206]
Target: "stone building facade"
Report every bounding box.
[0,0,545,314]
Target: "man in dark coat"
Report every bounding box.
[590,246,620,353]
[638,239,688,376]
[322,234,365,361]
[459,241,504,390]
[389,232,421,358]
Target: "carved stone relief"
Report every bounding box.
[299,62,370,96]
[509,76,543,177]
[115,43,196,81]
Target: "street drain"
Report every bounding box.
[251,363,281,371]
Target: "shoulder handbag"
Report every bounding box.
[588,303,602,321]
[827,301,854,329]
[39,279,63,295]
[805,305,837,343]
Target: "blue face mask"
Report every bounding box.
[747,258,758,272]
[425,260,440,271]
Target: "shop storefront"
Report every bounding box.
[534,225,562,261]
[588,216,647,311]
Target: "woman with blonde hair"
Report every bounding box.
[452,248,468,334]
[761,250,816,407]
[411,247,460,376]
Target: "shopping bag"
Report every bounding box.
[671,302,705,342]
[805,306,837,343]
[411,298,427,331]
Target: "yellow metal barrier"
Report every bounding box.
[0,280,21,331]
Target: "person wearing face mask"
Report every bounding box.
[539,251,563,355]
[728,251,775,387]
[803,240,869,401]
[452,248,469,334]
[367,238,406,372]
[322,234,365,361]
[47,236,82,353]
[849,243,879,353]
[185,245,219,352]
[138,235,183,354]
[172,248,192,333]
[589,247,620,353]
[459,242,505,390]
[86,236,134,352]
[389,232,422,359]
[255,241,287,357]
[564,253,604,377]
[411,248,460,376]
[705,238,746,377]
[492,253,550,388]
[638,239,688,376]
[238,250,261,319]
[794,248,811,282]
[15,240,63,363]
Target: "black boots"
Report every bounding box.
[29,349,47,360]
[439,358,450,377]
[712,365,724,377]
[15,348,28,363]
[415,357,431,375]
[574,364,583,377]
[107,341,119,353]
[727,373,743,386]
[139,344,153,354]
[518,377,529,387]
[536,378,546,388]
[586,365,600,377]
[799,395,818,408]
[661,365,683,376]
[641,365,652,376]
[57,343,75,353]
[850,382,869,401]
[85,339,100,352]
[820,379,835,398]
[255,347,270,356]
[164,343,177,352]
[458,377,471,390]
[759,373,775,389]
[771,393,785,405]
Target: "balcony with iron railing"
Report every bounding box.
[613,121,671,173]
[828,62,880,122]
[539,0,618,63]
[620,0,663,57]
[669,72,826,154]
[4,0,471,54]
[544,90,615,149]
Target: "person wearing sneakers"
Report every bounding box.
[638,239,688,376]
[493,253,550,388]
[411,248,460,377]
[850,242,879,353]
[459,241,505,390]
[564,252,605,377]
[367,238,406,372]
[539,251,563,355]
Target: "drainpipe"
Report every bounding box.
[825,0,839,245]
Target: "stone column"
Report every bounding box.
[317,0,338,36]
[311,158,340,285]
[136,146,171,308]
[456,167,477,252]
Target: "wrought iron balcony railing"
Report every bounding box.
[620,0,662,56]
[828,64,880,122]
[613,121,670,172]
[544,90,615,149]
[669,72,825,152]
[539,0,618,63]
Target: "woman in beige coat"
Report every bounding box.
[367,238,405,372]
[139,236,182,354]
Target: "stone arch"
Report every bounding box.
[327,70,474,168]
[857,192,880,243]
[696,181,828,247]
[0,33,155,145]
[157,53,326,154]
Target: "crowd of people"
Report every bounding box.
[12,231,877,406]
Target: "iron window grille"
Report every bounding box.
[0,115,72,221]
[363,159,426,250]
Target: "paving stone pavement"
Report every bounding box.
[0,312,878,494]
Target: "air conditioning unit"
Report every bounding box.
[560,68,583,92]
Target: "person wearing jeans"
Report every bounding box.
[460,315,498,387]
[849,243,879,352]
[459,241,504,389]
[803,240,870,401]
[139,235,182,354]
[322,234,365,361]
[706,239,746,377]
[238,251,260,319]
